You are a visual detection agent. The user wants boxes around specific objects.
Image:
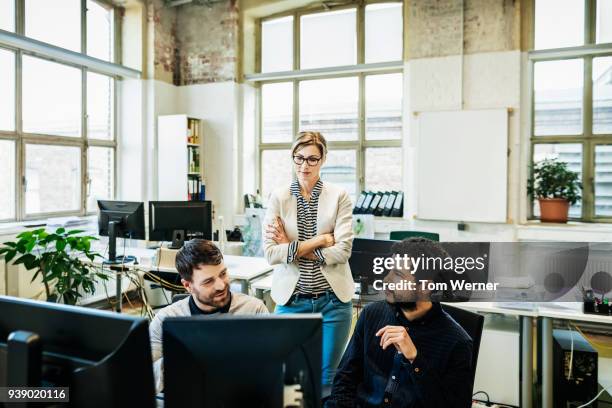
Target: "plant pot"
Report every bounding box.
[538,198,570,223]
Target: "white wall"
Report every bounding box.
[401,50,521,241]
[178,82,240,229]
[117,78,146,202]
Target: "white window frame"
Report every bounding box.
[247,1,404,198]
[0,0,140,222]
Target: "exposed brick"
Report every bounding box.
[408,0,520,59]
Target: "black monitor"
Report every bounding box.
[163,314,322,408]
[349,238,396,295]
[0,295,156,408]
[97,200,145,264]
[149,201,212,248]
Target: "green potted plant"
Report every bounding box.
[527,158,582,223]
[0,227,108,305]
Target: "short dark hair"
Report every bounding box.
[175,239,223,281]
[391,237,450,281]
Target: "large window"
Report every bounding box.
[0,0,118,222]
[257,2,403,201]
[530,0,612,221]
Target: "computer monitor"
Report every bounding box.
[349,238,396,294]
[149,201,212,248]
[163,314,322,408]
[97,200,145,264]
[0,296,156,408]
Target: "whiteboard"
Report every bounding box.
[417,109,508,223]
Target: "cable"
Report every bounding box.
[576,384,612,408]
[568,324,574,381]
[472,391,490,405]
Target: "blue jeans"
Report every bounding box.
[276,291,353,385]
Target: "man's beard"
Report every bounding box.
[193,286,230,310]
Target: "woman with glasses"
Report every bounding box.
[263,131,355,386]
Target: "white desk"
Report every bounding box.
[144,253,272,294]
[90,245,273,309]
[252,273,274,299]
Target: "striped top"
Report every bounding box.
[287,179,331,295]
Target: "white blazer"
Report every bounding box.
[263,181,355,305]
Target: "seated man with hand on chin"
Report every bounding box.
[327,238,473,408]
[149,239,269,393]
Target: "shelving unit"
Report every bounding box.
[158,115,204,201]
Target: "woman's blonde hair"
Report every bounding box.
[291,131,328,159]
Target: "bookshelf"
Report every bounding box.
[158,115,204,201]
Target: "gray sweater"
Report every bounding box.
[149,292,269,393]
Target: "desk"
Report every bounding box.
[89,245,273,310]
[538,303,612,408]
[252,273,274,299]
[446,302,535,408]
[246,277,612,408]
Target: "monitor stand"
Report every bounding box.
[170,230,186,249]
[104,220,124,265]
[7,330,41,388]
[356,277,375,295]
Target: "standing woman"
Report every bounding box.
[264,131,355,386]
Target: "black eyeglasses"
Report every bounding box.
[293,155,321,166]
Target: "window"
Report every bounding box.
[261,150,292,199]
[87,71,115,140]
[299,77,359,142]
[530,0,612,221]
[534,0,584,50]
[25,144,82,215]
[87,0,114,62]
[365,3,403,63]
[0,49,15,131]
[261,16,292,73]
[22,56,82,137]
[0,140,15,221]
[87,147,114,212]
[261,82,293,143]
[258,2,403,202]
[300,9,356,69]
[25,0,82,52]
[0,0,120,221]
[0,0,14,32]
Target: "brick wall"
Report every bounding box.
[149,0,238,85]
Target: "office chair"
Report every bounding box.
[442,304,484,389]
[389,231,440,242]
[172,293,189,303]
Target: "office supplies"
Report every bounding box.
[0,296,156,408]
[361,192,374,214]
[367,192,382,214]
[391,191,403,217]
[383,191,397,216]
[97,200,146,264]
[149,201,212,248]
[374,192,389,216]
[163,314,322,408]
[353,191,367,214]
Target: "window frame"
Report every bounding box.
[528,0,612,222]
[0,0,127,222]
[254,1,404,198]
